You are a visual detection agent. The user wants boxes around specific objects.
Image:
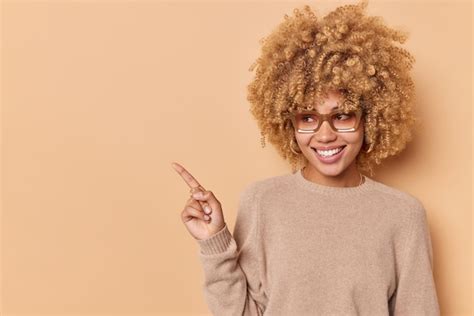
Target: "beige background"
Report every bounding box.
[1,0,472,315]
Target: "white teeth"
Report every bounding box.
[315,146,344,157]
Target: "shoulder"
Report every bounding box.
[239,172,294,201]
[368,177,428,223]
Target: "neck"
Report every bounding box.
[302,163,363,188]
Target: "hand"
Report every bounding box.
[171,162,226,240]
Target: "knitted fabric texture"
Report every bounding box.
[196,168,440,315]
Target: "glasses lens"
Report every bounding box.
[294,111,359,131]
[294,113,319,131]
[332,111,358,130]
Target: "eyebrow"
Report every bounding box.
[303,105,340,113]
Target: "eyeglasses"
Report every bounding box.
[284,108,363,133]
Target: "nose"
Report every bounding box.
[315,120,337,142]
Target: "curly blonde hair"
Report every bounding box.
[246,0,418,177]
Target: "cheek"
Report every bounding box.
[340,127,364,145]
[350,121,365,144]
[294,133,312,146]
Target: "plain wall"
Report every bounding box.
[1,0,472,315]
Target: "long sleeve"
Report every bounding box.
[196,183,267,316]
[389,201,441,315]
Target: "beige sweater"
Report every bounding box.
[196,168,440,315]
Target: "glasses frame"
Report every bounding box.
[284,108,363,133]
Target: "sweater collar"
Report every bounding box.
[292,167,374,196]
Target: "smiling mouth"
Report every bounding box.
[311,145,347,157]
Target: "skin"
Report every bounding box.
[171,162,226,240]
[294,89,365,188]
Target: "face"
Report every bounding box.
[293,90,364,179]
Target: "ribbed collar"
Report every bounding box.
[292,167,375,196]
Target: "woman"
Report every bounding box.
[172,1,440,314]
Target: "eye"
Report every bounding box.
[302,115,314,122]
[335,113,353,120]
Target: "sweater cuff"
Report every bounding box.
[197,223,233,255]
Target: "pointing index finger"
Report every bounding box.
[171,162,205,192]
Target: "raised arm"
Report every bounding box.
[196,183,267,315]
